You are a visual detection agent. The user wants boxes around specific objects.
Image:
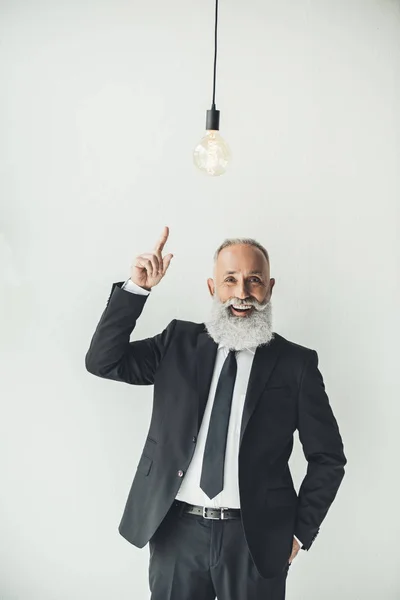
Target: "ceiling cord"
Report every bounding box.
[212,0,219,108]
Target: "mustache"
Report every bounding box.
[223,297,269,312]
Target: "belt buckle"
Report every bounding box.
[220,507,228,520]
[202,507,229,520]
[202,507,220,520]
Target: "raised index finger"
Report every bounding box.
[154,226,169,254]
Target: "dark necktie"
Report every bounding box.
[200,350,238,499]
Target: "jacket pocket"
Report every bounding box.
[136,437,157,476]
[137,454,153,476]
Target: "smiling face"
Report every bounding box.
[207,243,275,315]
[204,243,276,350]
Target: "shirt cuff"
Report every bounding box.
[122,279,151,296]
[294,535,303,548]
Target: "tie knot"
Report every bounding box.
[225,350,237,374]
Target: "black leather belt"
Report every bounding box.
[175,500,241,520]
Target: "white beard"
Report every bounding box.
[204,295,274,351]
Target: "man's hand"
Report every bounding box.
[130,226,173,291]
[289,537,301,564]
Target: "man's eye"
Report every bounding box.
[225,277,261,283]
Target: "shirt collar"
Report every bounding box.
[218,343,257,355]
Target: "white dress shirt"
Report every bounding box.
[122,279,302,547]
[176,343,254,509]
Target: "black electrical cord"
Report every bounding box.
[205,0,221,131]
[212,0,219,108]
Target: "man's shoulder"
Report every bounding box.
[273,332,315,358]
[168,318,206,337]
[173,318,205,330]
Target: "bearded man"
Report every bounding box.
[85,226,346,600]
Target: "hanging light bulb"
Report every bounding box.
[193,0,231,176]
[193,109,231,176]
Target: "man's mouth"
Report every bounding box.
[229,305,254,317]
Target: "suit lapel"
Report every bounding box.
[239,334,285,447]
[196,330,218,430]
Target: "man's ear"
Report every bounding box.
[269,278,276,298]
[207,278,215,297]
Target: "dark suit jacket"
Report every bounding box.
[85,282,347,579]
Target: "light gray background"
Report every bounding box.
[1,0,399,598]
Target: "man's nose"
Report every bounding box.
[235,282,249,299]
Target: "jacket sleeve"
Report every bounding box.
[294,350,347,550]
[85,282,176,385]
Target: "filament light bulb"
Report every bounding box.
[193,130,231,177]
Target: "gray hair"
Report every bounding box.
[214,238,270,265]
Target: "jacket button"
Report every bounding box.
[192,436,197,443]
[177,470,184,477]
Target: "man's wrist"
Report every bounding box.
[122,279,151,296]
[134,281,151,292]
[294,535,303,548]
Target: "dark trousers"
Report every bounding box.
[148,501,290,600]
